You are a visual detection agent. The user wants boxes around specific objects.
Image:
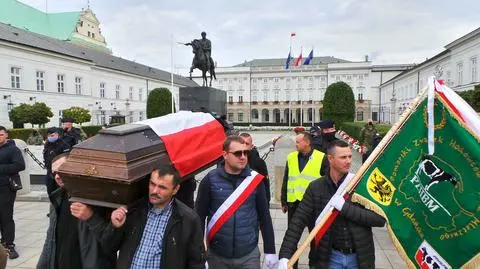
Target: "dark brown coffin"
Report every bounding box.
[58,113,232,208]
[58,124,171,208]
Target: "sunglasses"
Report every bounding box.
[228,150,250,158]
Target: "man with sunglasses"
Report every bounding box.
[281,131,329,269]
[196,135,277,269]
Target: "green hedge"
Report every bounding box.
[81,126,103,137]
[337,122,392,142]
[8,125,103,142]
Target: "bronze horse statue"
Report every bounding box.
[185,39,216,87]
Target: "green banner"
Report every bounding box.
[353,97,480,269]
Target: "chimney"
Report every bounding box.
[365,55,369,62]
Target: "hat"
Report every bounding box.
[293,126,305,132]
[309,126,320,134]
[61,117,75,123]
[318,120,334,129]
[47,127,59,134]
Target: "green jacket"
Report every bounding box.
[360,124,377,150]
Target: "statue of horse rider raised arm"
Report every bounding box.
[185,31,216,87]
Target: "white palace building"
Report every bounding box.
[0,0,196,128]
[200,27,480,125]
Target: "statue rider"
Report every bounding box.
[186,31,213,72]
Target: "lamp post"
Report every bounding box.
[3,95,13,111]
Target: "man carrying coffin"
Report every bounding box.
[86,165,206,269]
[195,135,278,269]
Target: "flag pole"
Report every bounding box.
[171,33,175,113]
[287,86,429,268]
[288,33,295,127]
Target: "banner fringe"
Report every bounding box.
[352,193,417,269]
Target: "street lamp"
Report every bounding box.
[29,97,37,102]
[3,95,14,111]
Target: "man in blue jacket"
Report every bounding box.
[195,135,278,269]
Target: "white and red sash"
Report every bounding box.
[207,171,264,242]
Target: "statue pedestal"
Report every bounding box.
[179,87,226,116]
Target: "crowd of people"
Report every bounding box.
[0,118,387,269]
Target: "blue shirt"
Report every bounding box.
[130,202,173,269]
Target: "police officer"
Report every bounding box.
[43,127,70,196]
[318,120,339,153]
[281,131,328,269]
[309,126,323,152]
[61,117,82,148]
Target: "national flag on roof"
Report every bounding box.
[290,32,296,37]
[294,51,303,67]
[285,51,292,69]
[304,49,314,65]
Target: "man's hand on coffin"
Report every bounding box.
[111,207,128,228]
[70,202,93,221]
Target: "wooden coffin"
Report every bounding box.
[58,124,168,207]
[58,113,231,208]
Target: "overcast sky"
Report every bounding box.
[18,0,480,76]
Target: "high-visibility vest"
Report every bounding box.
[286,149,324,202]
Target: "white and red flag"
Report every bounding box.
[137,111,226,177]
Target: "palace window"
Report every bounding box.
[11,67,21,89]
[57,74,65,93]
[36,71,45,91]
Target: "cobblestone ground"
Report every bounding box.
[7,131,406,269]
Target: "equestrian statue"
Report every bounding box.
[184,31,216,87]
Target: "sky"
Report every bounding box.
[17,0,480,76]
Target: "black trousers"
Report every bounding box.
[0,186,16,245]
[287,201,301,269]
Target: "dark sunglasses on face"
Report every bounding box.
[228,150,250,158]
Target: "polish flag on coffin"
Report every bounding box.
[137,111,226,177]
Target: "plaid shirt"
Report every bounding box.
[130,201,173,269]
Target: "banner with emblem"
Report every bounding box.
[352,80,480,269]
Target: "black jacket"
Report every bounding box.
[43,139,70,175]
[62,128,82,148]
[248,147,271,202]
[0,140,25,186]
[88,198,206,269]
[279,174,386,269]
[36,189,116,269]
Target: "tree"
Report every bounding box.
[322,81,355,124]
[8,103,32,128]
[29,102,53,127]
[147,88,175,119]
[457,88,480,112]
[62,106,91,125]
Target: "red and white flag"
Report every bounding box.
[434,79,480,135]
[137,111,226,177]
[207,170,264,242]
[294,52,303,67]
